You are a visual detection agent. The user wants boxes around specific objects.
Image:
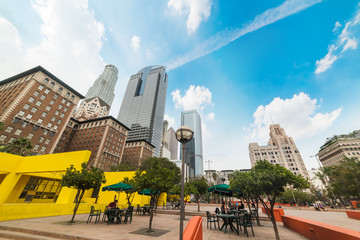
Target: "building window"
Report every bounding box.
[64,107,67,112]
[55,110,59,115]
[27,133,34,139]
[40,95,46,100]
[34,91,40,96]
[14,129,22,136]
[40,147,46,152]
[12,118,20,124]
[57,119,61,124]
[38,85,44,90]
[60,113,64,118]
[44,89,50,94]
[44,78,49,84]
[18,111,25,117]
[26,114,33,120]
[33,145,39,151]
[39,137,44,143]
[66,102,70,106]
[51,116,56,122]
[5,126,14,133]
[29,97,35,103]
[45,139,50,145]
[37,119,43,124]
[47,123,52,128]
[35,101,42,106]
[41,112,47,118]
[58,87,63,93]
[61,99,66,104]
[0,135,7,142]
[53,126,58,130]
[58,105,63,109]
[54,94,58,99]
[45,106,51,111]
[50,100,55,105]
[31,107,37,113]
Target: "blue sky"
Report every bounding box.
[1,0,360,170]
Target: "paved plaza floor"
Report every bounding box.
[0,205,359,240]
[0,212,306,240]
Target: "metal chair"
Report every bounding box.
[122,206,134,224]
[206,211,219,230]
[238,213,255,237]
[86,206,101,224]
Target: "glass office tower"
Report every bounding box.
[181,110,204,178]
[117,66,168,156]
[85,64,118,107]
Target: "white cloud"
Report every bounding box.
[315,6,360,74]
[206,112,215,121]
[247,92,342,142]
[333,21,342,32]
[171,85,213,113]
[0,0,106,93]
[164,114,176,129]
[167,0,212,34]
[166,0,321,70]
[130,35,140,52]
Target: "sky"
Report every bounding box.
[1,0,360,171]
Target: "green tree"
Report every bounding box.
[212,172,218,183]
[0,137,33,156]
[229,171,262,226]
[60,162,106,223]
[122,177,137,207]
[321,157,360,207]
[132,157,180,233]
[277,189,316,205]
[231,160,309,240]
[186,177,209,212]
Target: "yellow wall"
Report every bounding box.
[0,152,167,221]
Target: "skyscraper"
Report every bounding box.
[117,66,168,156]
[181,110,204,178]
[85,64,118,107]
[249,124,309,178]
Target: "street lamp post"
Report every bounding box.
[175,126,194,240]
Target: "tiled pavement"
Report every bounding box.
[0,205,359,240]
[0,212,305,240]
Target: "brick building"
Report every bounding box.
[121,139,154,167]
[55,116,129,171]
[0,66,83,155]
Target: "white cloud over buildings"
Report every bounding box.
[247,92,342,142]
[0,0,106,94]
[167,0,212,34]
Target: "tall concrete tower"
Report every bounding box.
[249,124,309,179]
[117,66,168,157]
[85,64,118,107]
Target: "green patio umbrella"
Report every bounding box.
[102,182,133,192]
[138,189,160,196]
[102,182,134,201]
[207,184,243,197]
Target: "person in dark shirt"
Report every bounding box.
[108,199,118,209]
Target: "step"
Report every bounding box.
[0,226,95,240]
[0,229,58,240]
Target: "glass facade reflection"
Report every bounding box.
[117,66,168,156]
[181,110,203,178]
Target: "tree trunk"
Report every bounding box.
[253,197,261,226]
[270,216,280,240]
[197,197,200,212]
[148,196,155,232]
[71,189,84,223]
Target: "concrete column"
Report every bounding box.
[0,173,22,204]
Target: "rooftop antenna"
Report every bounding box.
[269,113,275,124]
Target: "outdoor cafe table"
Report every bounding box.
[142,206,153,215]
[105,208,126,224]
[216,214,239,235]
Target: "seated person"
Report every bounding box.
[239,201,245,210]
[221,201,226,214]
[108,199,118,209]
